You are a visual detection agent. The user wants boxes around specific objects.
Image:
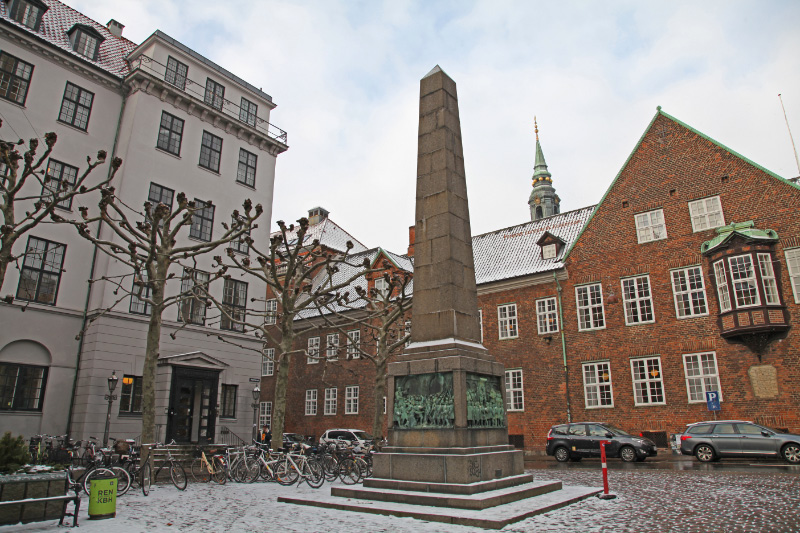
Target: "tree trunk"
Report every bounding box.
[271,332,294,441]
[372,356,387,439]
[140,260,167,444]
[0,248,9,294]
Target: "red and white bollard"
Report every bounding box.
[597,441,617,500]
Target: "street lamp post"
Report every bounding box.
[251,385,261,443]
[103,371,119,448]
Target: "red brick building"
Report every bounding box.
[262,109,800,456]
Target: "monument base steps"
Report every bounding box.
[278,481,601,529]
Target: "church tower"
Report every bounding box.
[528,118,560,220]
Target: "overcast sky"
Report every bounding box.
[75,0,800,253]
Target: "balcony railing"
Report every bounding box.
[128,55,288,146]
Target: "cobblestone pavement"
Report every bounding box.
[510,466,800,533]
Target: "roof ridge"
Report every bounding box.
[472,205,596,240]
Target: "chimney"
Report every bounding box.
[308,207,329,226]
[407,225,415,257]
[106,19,124,37]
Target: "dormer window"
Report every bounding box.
[8,0,48,31]
[67,24,104,61]
[536,231,565,261]
[542,244,557,260]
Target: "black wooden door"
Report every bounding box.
[166,367,219,444]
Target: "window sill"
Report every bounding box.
[198,164,221,176]
[624,320,656,327]
[56,120,89,135]
[235,180,256,191]
[633,402,666,407]
[676,313,710,320]
[118,413,142,418]
[0,409,44,415]
[219,417,237,421]
[0,96,26,108]
[584,405,615,410]
[498,336,519,341]
[578,326,606,332]
[187,235,212,244]
[155,146,182,159]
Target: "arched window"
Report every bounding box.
[0,340,51,411]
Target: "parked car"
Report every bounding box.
[676,420,800,463]
[546,422,658,463]
[319,429,374,448]
[282,433,307,446]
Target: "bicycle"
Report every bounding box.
[275,443,325,488]
[67,456,129,496]
[190,446,227,484]
[140,441,188,490]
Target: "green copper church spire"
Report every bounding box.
[529,117,560,221]
[532,117,552,180]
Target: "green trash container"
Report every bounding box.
[88,472,117,520]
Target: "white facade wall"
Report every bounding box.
[0,6,286,445]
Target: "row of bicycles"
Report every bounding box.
[28,434,106,465]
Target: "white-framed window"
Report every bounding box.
[324,388,337,415]
[383,396,387,414]
[326,333,339,360]
[757,253,780,305]
[505,369,524,411]
[728,255,760,308]
[259,401,272,429]
[621,275,655,325]
[265,298,277,325]
[374,277,388,297]
[305,389,317,415]
[261,348,274,377]
[404,320,412,347]
[713,260,732,312]
[306,337,320,364]
[576,284,605,331]
[542,243,557,260]
[345,386,359,414]
[635,209,667,243]
[536,297,559,334]
[478,309,483,343]
[688,196,725,232]
[630,357,665,406]
[582,361,613,408]
[786,248,800,304]
[671,266,708,318]
[498,303,518,339]
[683,352,721,403]
[346,330,360,359]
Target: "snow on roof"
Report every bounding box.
[271,217,368,254]
[472,205,596,285]
[1,0,138,78]
[298,247,413,319]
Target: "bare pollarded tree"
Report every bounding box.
[203,216,380,441]
[55,185,262,444]
[0,124,119,296]
[312,267,413,439]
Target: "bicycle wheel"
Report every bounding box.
[112,466,132,496]
[82,467,113,494]
[304,459,325,489]
[355,457,369,481]
[212,457,227,485]
[275,458,299,486]
[239,457,260,483]
[338,458,361,485]
[191,458,210,483]
[321,455,339,482]
[125,462,140,488]
[170,462,188,490]
[141,462,152,496]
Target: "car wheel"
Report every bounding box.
[554,447,570,462]
[694,444,715,462]
[619,446,637,463]
[781,443,800,464]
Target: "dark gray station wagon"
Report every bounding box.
[678,420,800,463]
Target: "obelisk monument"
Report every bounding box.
[373,65,525,486]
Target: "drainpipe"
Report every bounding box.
[554,272,572,423]
[66,89,128,439]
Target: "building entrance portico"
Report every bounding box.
[161,352,227,445]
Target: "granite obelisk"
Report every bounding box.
[374,65,525,485]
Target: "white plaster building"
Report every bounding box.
[0,0,288,444]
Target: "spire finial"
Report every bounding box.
[534,116,539,141]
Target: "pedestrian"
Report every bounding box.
[260,425,272,449]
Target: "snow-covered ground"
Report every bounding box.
[2,467,798,532]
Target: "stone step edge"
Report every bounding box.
[364,473,533,494]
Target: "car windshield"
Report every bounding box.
[352,431,373,440]
[284,434,304,442]
[604,425,630,436]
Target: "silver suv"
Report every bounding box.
[677,420,800,463]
